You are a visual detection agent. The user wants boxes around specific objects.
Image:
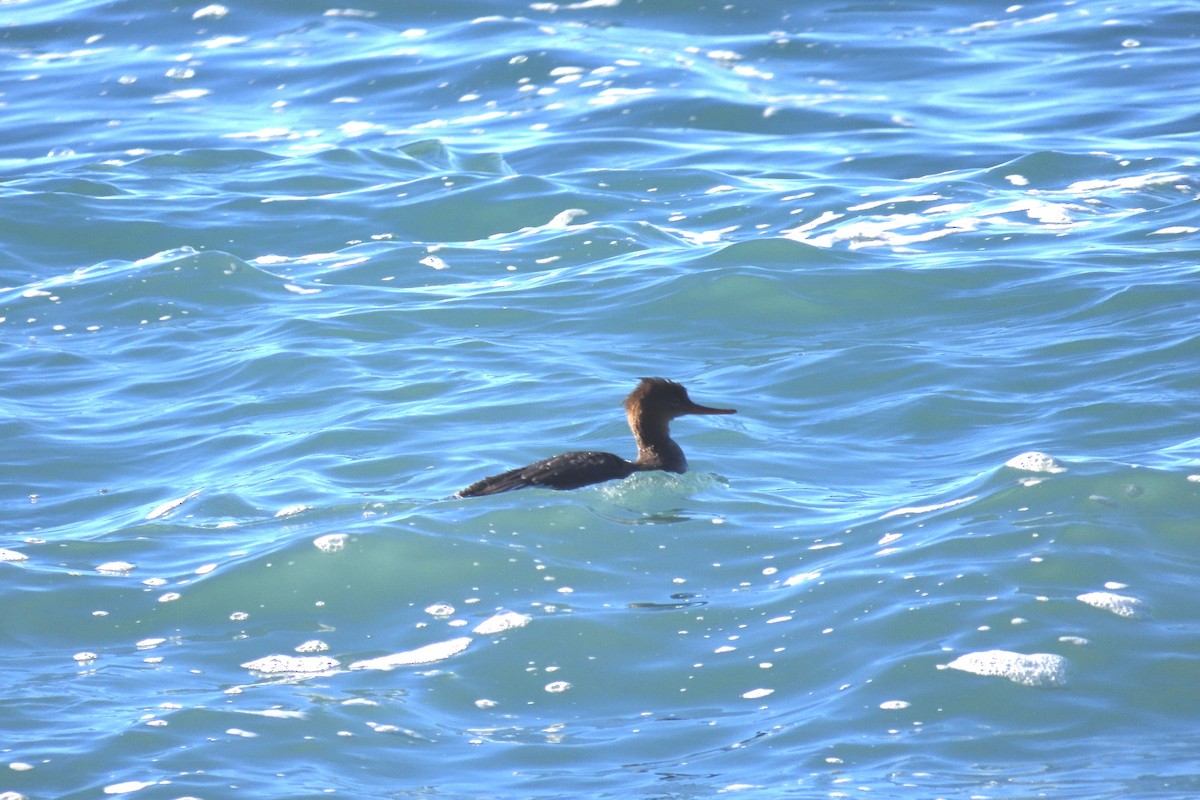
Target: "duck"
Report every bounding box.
[455,377,735,497]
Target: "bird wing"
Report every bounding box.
[455,451,635,497]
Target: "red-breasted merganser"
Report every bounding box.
[454,377,736,497]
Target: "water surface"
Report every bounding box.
[3,1,1200,798]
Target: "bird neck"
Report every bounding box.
[629,409,687,472]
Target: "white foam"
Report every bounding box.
[1005,451,1066,473]
[246,708,304,719]
[1077,591,1143,618]
[782,570,821,587]
[103,781,158,795]
[544,208,587,227]
[848,194,944,211]
[192,4,229,19]
[314,533,347,553]
[274,504,310,518]
[472,611,531,635]
[1067,172,1186,194]
[946,649,1069,687]
[348,637,472,670]
[985,198,1076,225]
[241,654,340,674]
[145,490,200,520]
[882,495,975,518]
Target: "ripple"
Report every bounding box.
[5,2,1200,798]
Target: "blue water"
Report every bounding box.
[4,1,1200,797]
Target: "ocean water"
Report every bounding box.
[3,0,1200,797]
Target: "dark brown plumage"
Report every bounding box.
[455,378,735,497]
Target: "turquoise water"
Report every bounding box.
[4,1,1200,797]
